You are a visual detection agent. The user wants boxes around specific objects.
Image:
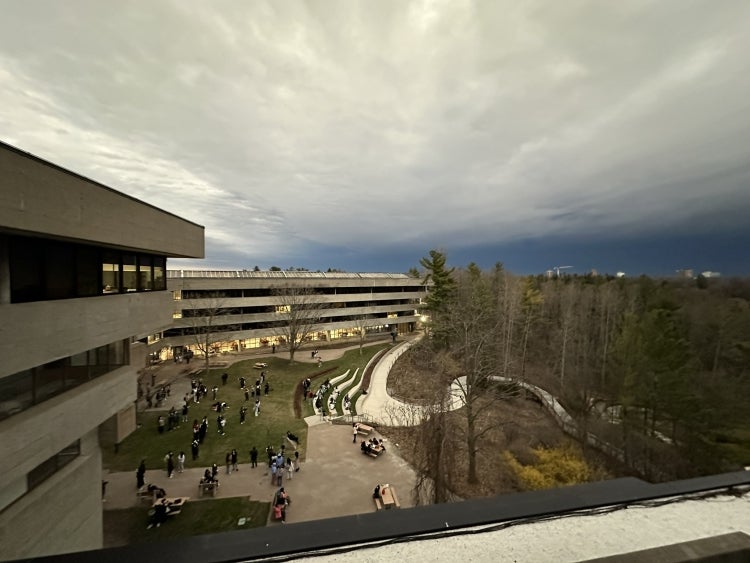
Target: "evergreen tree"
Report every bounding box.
[419,249,456,346]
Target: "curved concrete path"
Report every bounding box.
[358,337,466,427]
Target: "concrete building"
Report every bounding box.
[0,142,204,560]
[153,270,426,360]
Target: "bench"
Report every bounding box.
[357,423,373,436]
[198,481,219,497]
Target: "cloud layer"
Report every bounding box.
[1,1,749,272]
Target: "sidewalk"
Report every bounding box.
[103,423,417,525]
[358,336,465,426]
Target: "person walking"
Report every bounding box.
[165,452,175,479]
[276,463,283,487]
[136,459,146,489]
[250,446,258,468]
[352,422,358,443]
[231,449,239,472]
[294,450,300,472]
[177,451,186,473]
[225,452,232,475]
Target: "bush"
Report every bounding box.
[503,442,593,491]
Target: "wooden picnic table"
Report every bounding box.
[357,423,374,436]
[374,484,399,509]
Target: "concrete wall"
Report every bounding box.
[0,143,204,258]
[0,364,136,480]
[0,429,103,560]
[0,291,172,376]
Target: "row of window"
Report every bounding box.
[7,234,165,303]
[0,340,128,421]
[27,441,81,492]
[162,312,419,338]
[178,300,418,318]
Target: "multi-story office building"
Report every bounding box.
[0,142,204,559]
[154,270,426,359]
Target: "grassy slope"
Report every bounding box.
[105,345,390,472]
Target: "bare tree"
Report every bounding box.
[352,314,375,355]
[447,264,519,484]
[177,293,238,375]
[271,285,328,363]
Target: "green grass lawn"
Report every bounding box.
[104,345,390,472]
[104,497,269,546]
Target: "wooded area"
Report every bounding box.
[413,251,750,495]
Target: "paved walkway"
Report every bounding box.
[358,337,466,426]
[103,337,421,526]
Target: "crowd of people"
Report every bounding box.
[137,349,393,528]
[361,437,385,456]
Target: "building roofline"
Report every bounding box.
[0,140,203,230]
[167,270,412,280]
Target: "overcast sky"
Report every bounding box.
[1,1,749,275]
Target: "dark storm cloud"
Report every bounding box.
[1,1,749,270]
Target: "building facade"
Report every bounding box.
[0,142,204,559]
[154,270,427,359]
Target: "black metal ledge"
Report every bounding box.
[28,470,750,563]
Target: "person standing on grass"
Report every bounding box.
[191,439,200,461]
[199,416,208,443]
